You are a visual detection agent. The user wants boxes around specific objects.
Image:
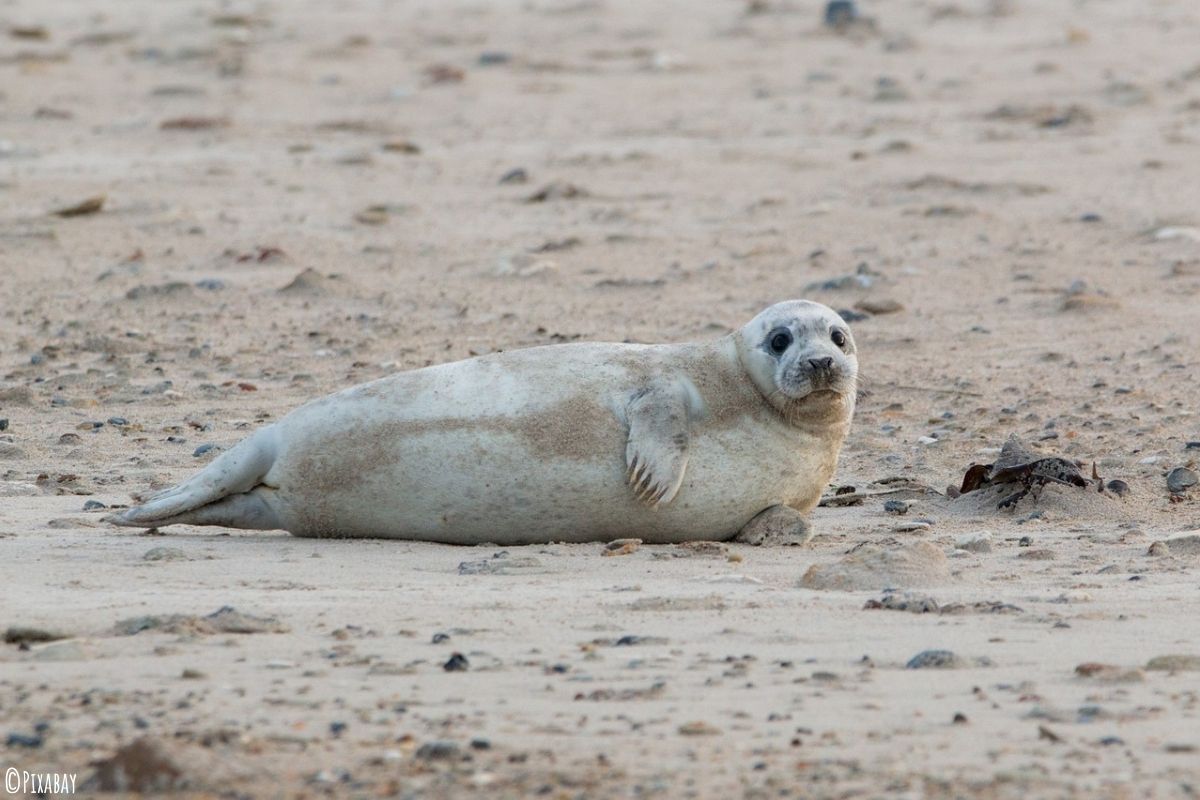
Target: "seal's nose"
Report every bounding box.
[809,357,834,371]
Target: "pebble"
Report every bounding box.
[1185,441,1200,451]
[1145,654,1200,672]
[443,652,470,671]
[107,417,129,426]
[678,721,721,736]
[1166,467,1197,495]
[415,741,461,761]
[143,547,187,562]
[906,650,967,669]
[0,418,7,431]
[1105,479,1129,497]
[893,520,931,533]
[603,538,642,556]
[499,167,528,185]
[83,500,107,511]
[6,732,44,748]
[883,499,910,515]
[431,632,450,644]
[477,51,510,66]
[823,0,857,27]
[193,443,220,458]
[1147,541,1170,557]
[4,626,66,644]
[956,532,993,553]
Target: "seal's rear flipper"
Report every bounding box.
[106,427,278,528]
[116,488,282,531]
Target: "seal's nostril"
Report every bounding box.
[809,357,834,371]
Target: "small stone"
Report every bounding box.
[415,741,461,761]
[883,499,910,515]
[603,538,642,556]
[678,721,721,736]
[83,500,107,511]
[107,417,129,426]
[1105,479,1129,497]
[180,668,206,680]
[952,712,968,724]
[1166,467,1197,495]
[4,626,67,644]
[329,721,348,737]
[1185,442,1200,451]
[478,51,510,66]
[1018,536,1033,547]
[469,737,491,750]
[1145,654,1200,672]
[431,632,450,644]
[906,650,967,669]
[1018,548,1055,560]
[143,547,187,562]
[1147,541,1170,557]
[0,418,7,431]
[893,520,931,533]
[192,443,219,458]
[856,298,904,315]
[6,732,43,748]
[443,652,469,671]
[823,0,858,28]
[956,532,993,553]
[499,167,528,184]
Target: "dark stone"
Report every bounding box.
[83,500,107,511]
[6,732,43,748]
[0,419,7,431]
[192,443,218,458]
[905,649,966,669]
[443,652,469,672]
[431,632,450,644]
[415,741,461,761]
[499,167,528,185]
[824,0,857,27]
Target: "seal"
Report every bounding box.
[108,300,858,545]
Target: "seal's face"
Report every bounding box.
[736,300,858,423]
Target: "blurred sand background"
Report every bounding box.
[2,0,1200,796]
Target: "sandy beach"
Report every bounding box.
[2,0,1199,796]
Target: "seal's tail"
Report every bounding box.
[106,427,281,530]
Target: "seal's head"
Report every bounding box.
[735,300,858,424]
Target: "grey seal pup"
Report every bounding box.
[109,300,858,544]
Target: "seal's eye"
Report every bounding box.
[831,329,847,348]
[768,329,793,355]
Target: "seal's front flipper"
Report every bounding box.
[623,380,695,507]
[734,505,813,546]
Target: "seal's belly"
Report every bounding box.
[268,404,805,544]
